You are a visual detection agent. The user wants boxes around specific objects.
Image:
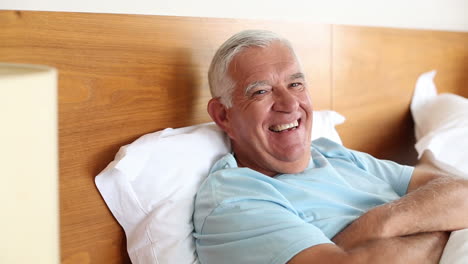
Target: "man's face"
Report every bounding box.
[223,41,313,176]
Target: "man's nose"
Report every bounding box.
[272,88,299,113]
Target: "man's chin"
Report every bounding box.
[273,143,309,161]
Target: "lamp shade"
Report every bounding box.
[0,63,59,263]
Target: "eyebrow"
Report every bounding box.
[289,72,305,81]
[244,80,269,95]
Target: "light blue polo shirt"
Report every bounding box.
[193,138,414,264]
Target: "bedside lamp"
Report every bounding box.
[0,63,59,263]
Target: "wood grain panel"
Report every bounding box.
[0,11,331,263]
[332,25,468,164]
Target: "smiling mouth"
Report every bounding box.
[269,119,300,133]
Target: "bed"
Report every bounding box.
[1,10,467,263]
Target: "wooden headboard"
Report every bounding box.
[1,10,467,263]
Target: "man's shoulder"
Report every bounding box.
[193,153,289,231]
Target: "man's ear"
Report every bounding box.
[207,98,232,137]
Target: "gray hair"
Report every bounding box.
[208,30,296,108]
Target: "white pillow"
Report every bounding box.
[411,70,468,264]
[411,70,468,178]
[312,110,345,144]
[440,229,468,264]
[95,110,345,264]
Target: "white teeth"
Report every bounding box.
[270,120,299,132]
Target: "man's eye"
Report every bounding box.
[253,90,267,95]
[290,82,302,88]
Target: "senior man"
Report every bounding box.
[193,30,468,264]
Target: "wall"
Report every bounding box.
[1,0,467,32]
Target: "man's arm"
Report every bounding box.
[290,165,460,264]
[388,168,468,234]
[289,231,448,264]
[332,166,468,249]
